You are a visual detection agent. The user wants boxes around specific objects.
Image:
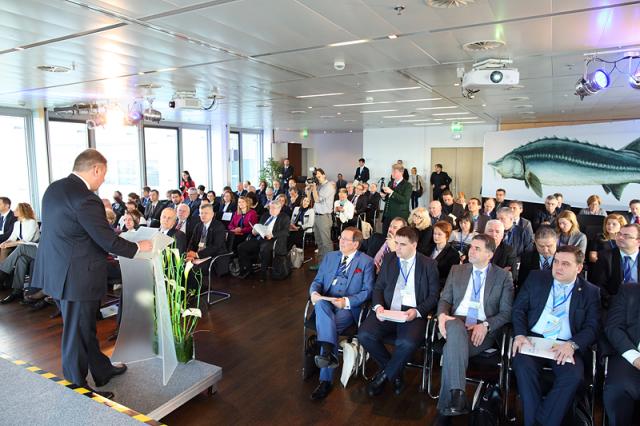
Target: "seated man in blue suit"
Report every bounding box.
[308,226,374,400]
[358,226,440,397]
[511,245,600,426]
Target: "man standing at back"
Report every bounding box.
[32,149,152,399]
[381,163,412,236]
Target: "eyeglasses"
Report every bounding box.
[616,233,639,240]
[338,236,356,242]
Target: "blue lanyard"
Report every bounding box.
[398,258,416,286]
[551,285,574,311]
[472,272,484,299]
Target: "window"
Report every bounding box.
[95,125,141,199]
[0,115,30,205]
[241,132,260,186]
[229,131,240,189]
[48,121,88,181]
[182,128,209,190]
[144,127,178,192]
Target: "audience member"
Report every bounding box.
[179,170,196,198]
[227,196,258,253]
[175,203,195,244]
[335,173,347,190]
[428,200,453,226]
[354,158,370,183]
[0,242,39,303]
[350,182,369,219]
[554,193,572,212]
[427,221,461,288]
[495,188,508,211]
[144,189,167,228]
[111,191,126,222]
[587,213,626,263]
[497,207,533,258]
[334,189,354,225]
[309,168,336,271]
[508,200,533,240]
[121,210,142,232]
[169,189,183,209]
[518,226,557,286]
[281,158,294,188]
[626,199,640,224]
[408,167,425,210]
[263,188,275,206]
[288,187,301,211]
[366,183,381,224]
[309,227,374,400]
[276,194,291,218]
[272,180,285,197]
[141,186,151,208]
[483,197,496,219]
[484,220,518,280]
[236,182,247,198]
[158,207,186,254]
[288,196,314,250]
[441,191,464,223]
[430,163,451,202]
[579,194,607,216]
[449,213,476,258]
[0,202,40,247]
[534,195,559,230]
[408,207,432,256]
[217,191,237,227]
[435,234,513,419]
[197,185,206,200]
[358,226,440,397]
[371,217,407,272]
[466,198,489,234]
[556,210,587,255]
[511,246,600,426]
[185,204,227,290]
[186,188,202,217]
[381,164,412,236]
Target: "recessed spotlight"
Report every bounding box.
[307,106,313,109]
[454,83,460,87]
[509,96,529,101]
[383,114,417,118]
[349,130,353,132]
[387,34,398,40]
[481,103,487,107]
[328,39,369,47]
[290,110,306,114]
[416,106,458,111]
[513,104,533,109]
[336,112,342,115]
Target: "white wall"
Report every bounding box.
[363,124,497,204]
[273,130,363,180]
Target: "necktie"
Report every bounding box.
[374,242,390,269]
[390,260,409,311]
[199,225,208,246]
[265,216,275,226]
[635,216,640,224]
[542,257,551,270]
[623,256,632,283]
[465,270,483,326]
[543,285,569,339]
[399,260,408,289]
[19,222,23,240]
[338,256,348,277]
[0,215,4,232]
[176,220,184,231]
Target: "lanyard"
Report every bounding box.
[551,284,574,311]
[398,258,416,286]
[472,271,484,299]
[239,213,245,228]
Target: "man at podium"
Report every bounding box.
[32,149,153,399]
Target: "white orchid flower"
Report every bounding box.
[181,308,202,318]
[184,261,194,280]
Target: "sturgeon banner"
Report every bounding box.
[482,119,640,211]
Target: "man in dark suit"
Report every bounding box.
[441,191,465,224]
[485,220,518,281]
[497,207,533,258]
[509,200,534,241]
[358,226,440,396]
[185,203,228,290]
[0,197,17,245]
[168,189,183,210]
[335,174,347,191]
[272,180,285,197]
[237,201,290,280]
[281,158,294,187]
[590,223,640,307]
[354,158,370,183]
[381,164,412,236]
[518,226,557,286]
[511,246,601,426]
[185,187,201,218]
[428,201,454,227]
[144,190,167,228]
[430,163,452,202]
[308,227,375,400]
[467,198,489,234]
[350,182,369,219]
[366,183,382,224]
[603,284,640,426]
[435,234,513,418]
[31,149,152,399]
[534,195,559,231]
[553,193,572,213]
[495,188,509,211]
[175,203,196,245]
[627,199,640,224]
[158,207,187,254]
[111,191,126,223]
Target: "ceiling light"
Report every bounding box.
[575,69,610,99]
[434,119,445,121]
[290,110,306,114]
[453,83,460,87]
[387,34,399,39]
[395,98,442,103]
[416,106,458,111]
[344,119,356,122]
[400,119,432,122]
[328,39,369,47]
[445,116,478,120]
[509,96,529,101]
[365,86,421,93]
[519,111,536,115]
[37,65,71,73]
[513,104,533,109]
[383,114,417,118]
[334,98,440,107]
[413,122,442,126]
[432,112,470,116]
[336,112,341,115]
[464,121,486,124]
[307,106,313,109]
[427,0,476,7]
[320,115,334,118]
[482,103,487,107]
[296,92,344,98]
[462,40,505,52]
[360,109,398,113]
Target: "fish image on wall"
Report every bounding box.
[489,136,640,200]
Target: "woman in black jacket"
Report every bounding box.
[427,220,461,287]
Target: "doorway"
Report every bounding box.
[430,148,483,201]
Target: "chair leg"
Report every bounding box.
[427,349,439,399]
[201,274,231,305]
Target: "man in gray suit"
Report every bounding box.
[435,234,514,421]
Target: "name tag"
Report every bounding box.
[540,311,561,327]
[198,242,205,249]
[467,301,481,310]
[222,212,233,221]
[331,278,337,286]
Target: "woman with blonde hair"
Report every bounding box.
[587,213,627,263]
[0,202,40,248]
[408,206,432,255]
[556,210,588,255]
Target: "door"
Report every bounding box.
[430,147,483,201]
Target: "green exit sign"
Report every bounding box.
[451,122,463,133]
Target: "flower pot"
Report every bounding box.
[174,337,194,363]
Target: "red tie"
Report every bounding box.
[392,181,397,189]
[636,217,640,224]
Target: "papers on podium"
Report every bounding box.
[121,227,175,259]
[519,336,575,364]
[379,310,408,323]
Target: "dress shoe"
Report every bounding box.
[441,389,468,416]
[393,375,405,395]
[86,387,114,400]
[367,371,387,397]
[314,353,339,369]
[1,292,22,304]
[24,290,45,302]
[308,264,320,271]
[310,381,332,400]
[94,363,127,387]
[31,299,49,311]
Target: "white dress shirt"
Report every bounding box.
[454,264,489,321]
[399,254,418,309]
[6,219,40,243]
[0,211,9,235]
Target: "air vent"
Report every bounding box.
[427,0,475,7]
[504,84,526,91]
[462,40,505,52]
[37,65,71,73]
[136,83,161,89]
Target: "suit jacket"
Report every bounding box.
[188,220,228,259]
[590,247,640,305]
[430,243,461,288]
[373,252,440,318]
[309,250,375,321]
[175,216,197,246]
[32,174,138,301]
[0,210,17,244]
[416,227,434,258]
[442,203,465,221]
[367,192,381,222]
[605,284,640,357]
[217,202,237,221]
[282,165,294,181]
[253,212,290,255]
[517,217,534,240]
[626,212,640,225]
[354,166,370,183]
[512,270,600,352]
[351,192,369,217]
[472,214,489,234]
[534,209,557,230]
[144,200,169,228]
[503,225,533,257]
[186,198,201,218]
[336,179,347,190]
[430,213,454,227]
[438,263,513,332]
[517,250,545,286]
[382,179,412,221]
[492,242,518,281]
[166,228,187,255]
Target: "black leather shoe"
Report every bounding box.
[1,292,22,304]
[367,371,387,397]
[310,381,332,400]
[86,387,114,399]
[94,363,128,387]
[314,353,339,369]
[30,299,49,311]
[393,375,405,395]
[441,389,468,416]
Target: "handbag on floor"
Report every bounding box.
[288,246,304,269]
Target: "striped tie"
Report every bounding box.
[374,242,390,269]
[542,257,551,270]
[623,256,632,283]
[338,256,348,277]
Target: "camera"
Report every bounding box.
[306,177,318,185]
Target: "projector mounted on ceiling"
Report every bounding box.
[460,58,520,98]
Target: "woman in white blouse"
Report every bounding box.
[0,202,40,248]
[334,189,355,224]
